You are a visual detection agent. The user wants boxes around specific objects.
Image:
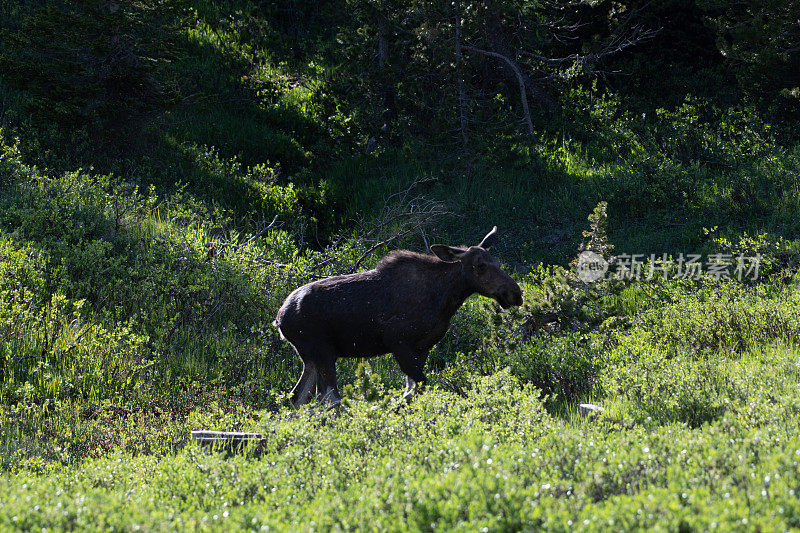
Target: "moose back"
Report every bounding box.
[274,226,523,407]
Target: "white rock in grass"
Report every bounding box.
[579,403,604,418]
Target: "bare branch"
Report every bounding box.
[517,24,659,77]
[240,215,280,248]
[345,179,450,273]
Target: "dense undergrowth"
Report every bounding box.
[3,368,800,530]
[2,0,800,529]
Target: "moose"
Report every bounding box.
[274,226,523,407]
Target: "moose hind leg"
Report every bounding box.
[290,359,318,409]
[289,339,339,408]
[316,355,341,407]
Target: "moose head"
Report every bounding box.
[430,226,523,309]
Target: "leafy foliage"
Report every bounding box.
[2,368,800,530]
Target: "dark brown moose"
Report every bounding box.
[274,227,523,407]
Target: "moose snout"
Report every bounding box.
[511,286,523,306]
[498,283,523,309]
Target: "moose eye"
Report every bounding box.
[474,262,488,275]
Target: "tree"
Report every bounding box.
[341,0,658,155]
[700,0,800,110]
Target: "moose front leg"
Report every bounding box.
[391,345,429,402]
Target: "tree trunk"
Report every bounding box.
[484,9,556,112]
[454,2,470,155]
[377,18,397,131]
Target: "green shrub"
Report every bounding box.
[640,283,800,355]
[2,368,800,530]
[709,229,800,283]
[603,280,800,426]
[606,341,800,427]
[507,334,603,405]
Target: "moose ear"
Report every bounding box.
[430,245,466,262]
[477,226,498,249]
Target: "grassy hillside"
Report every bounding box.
[2,0,800,529]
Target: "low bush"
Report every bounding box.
[2,367,800,530]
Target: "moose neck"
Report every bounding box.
[438,262,476,319]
